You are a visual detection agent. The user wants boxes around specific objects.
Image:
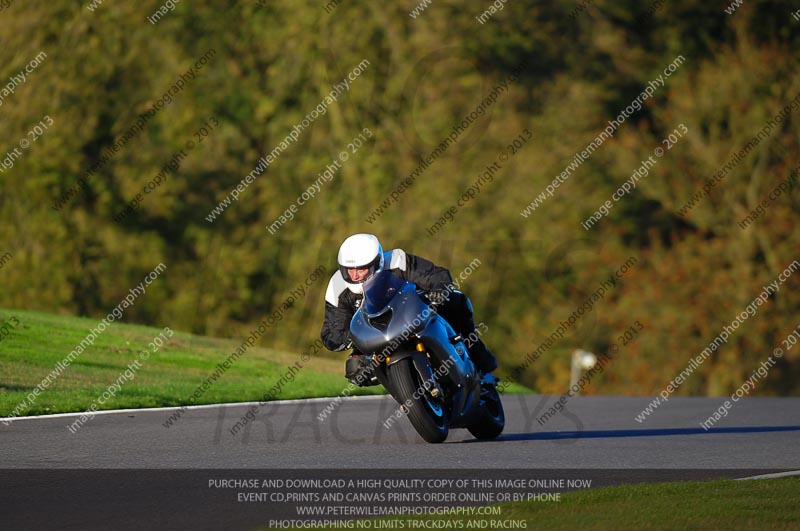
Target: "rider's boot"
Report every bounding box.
[467,337,498,374]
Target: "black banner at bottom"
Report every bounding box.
[0,468,786,531]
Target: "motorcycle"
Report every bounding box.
[350,270,504,443]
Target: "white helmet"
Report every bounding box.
[337,233,384,284]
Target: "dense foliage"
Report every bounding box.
[1,0,798,396]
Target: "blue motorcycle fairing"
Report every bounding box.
[350,273,434,356]
[415,313,475,388]
[349,270,483,426]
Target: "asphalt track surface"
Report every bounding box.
[2,395,799,530]
[3,394,800,469]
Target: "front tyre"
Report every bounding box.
[386,358,448,443]
[468,382,505,440]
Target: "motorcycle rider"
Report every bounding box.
[320,233,498,386]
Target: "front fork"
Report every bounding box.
[372,350,444,404]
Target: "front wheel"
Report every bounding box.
[386,358,448,443]
[468,381,505,440]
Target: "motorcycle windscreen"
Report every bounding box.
[351,279,433,355]
[361,270,407,318]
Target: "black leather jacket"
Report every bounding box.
[320,249,453,351]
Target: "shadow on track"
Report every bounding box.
[462,425,800,442]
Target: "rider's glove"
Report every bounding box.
[334,338,353,351]
[346,353,376,386]
[426,289,450,306]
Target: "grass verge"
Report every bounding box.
[0,308,530,417]
[270,477,800,531]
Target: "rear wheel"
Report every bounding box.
[468,382,505,439]
[386,358,448,443]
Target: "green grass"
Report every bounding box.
[498,477,800,531]
[0,308,530,417]
[271,477,800,531]
[0,308,380,417]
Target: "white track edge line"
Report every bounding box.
[1,394,389,423]
[735,470,800,481]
